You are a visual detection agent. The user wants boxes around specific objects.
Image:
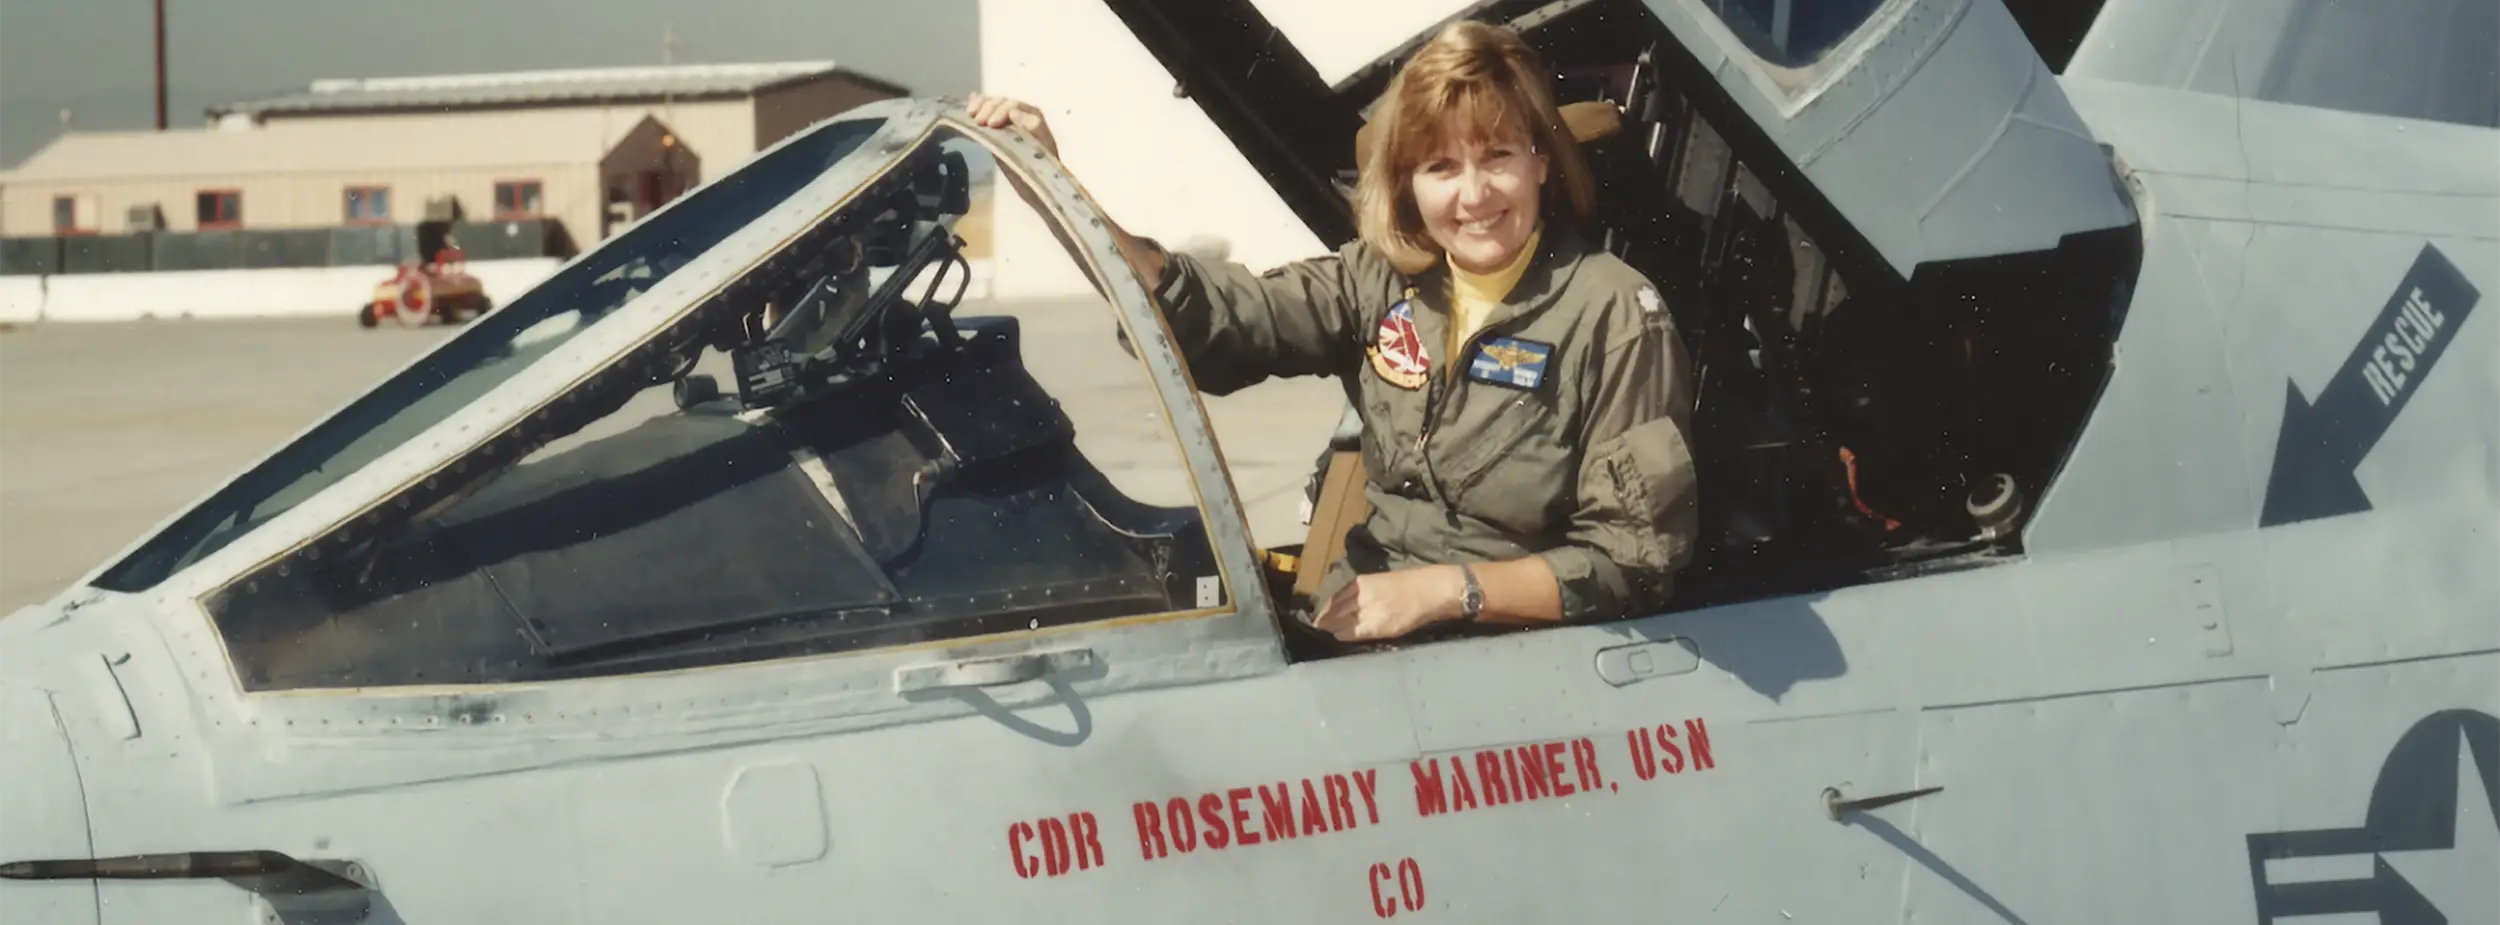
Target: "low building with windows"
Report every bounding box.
[0,61,907,256]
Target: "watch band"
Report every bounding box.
[1458,563,1485,621]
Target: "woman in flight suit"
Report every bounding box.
[970,20,1697,643]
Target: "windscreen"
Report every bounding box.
[93,117,886,592]
[205,128,1230,690]
[1703,0,1892,69]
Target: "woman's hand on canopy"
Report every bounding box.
[966,93,1059,160]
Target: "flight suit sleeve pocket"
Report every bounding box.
[1612,414,1699,567]
[1557,413,1699,619]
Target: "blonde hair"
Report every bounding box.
[1356,20,1597,276]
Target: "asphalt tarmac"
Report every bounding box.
[0,308,1342,613]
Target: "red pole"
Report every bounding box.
[154,0,167,130]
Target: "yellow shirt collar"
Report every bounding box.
[1449,226,1543,307]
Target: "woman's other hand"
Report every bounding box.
[967,92,1168,284]
[966,93,1059,160]
[1312,566,1466,641]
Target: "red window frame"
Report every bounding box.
[196,189,242,230]
[493,180,543,220]
[51,195,93,235]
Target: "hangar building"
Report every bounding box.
[0,61,906,253]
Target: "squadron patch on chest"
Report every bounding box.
[1368,293,1431,390]
[1468,337,1555,391]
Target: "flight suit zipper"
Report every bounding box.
[1448,411,1543,499]
[1416,323,1497,507]
[1411,367,1446,509]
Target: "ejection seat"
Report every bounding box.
[1284,100,1626,606]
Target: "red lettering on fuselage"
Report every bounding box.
[1072,812,1105,872]
[1412,761,1448,817]
[1039,715,1718,880]
[1449,756,1480,811]
[1354,769,1382,825]
[1657,723,1687,774]
[1131,802,1166,861]
[1511,746,1546,801]
[1300,778,1331,835]
[1260,783,1298,842]
[1475,751,1509,805]
[1039,817,1072,876]
[1131,767,1389,865]
[1010,821,1038,879]
[1167,797,1198,853]
[1228,787,1261,846]
[1370,860,1430,920]
[1367,858,1428,918]
[1329,773,1359,829]
[1460,755,1500,805]
[1370,862,1398,919]
[1622,717,1721,784]
[1398,858,1427,911]
[1011,813,1104,879]
[1570,738,1604,793]
[1199,793,1231,850]
[1407,732,1640,818]
[1685,718,1715,771]
[1543,741,1574,797]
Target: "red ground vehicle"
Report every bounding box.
[358,223,494,328]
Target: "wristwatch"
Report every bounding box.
[1457,564,1485,621]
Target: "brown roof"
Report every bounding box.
[209,61,907,119]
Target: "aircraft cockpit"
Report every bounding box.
[94,111,1244,691]
[1542,0,2141,604]
[1268,0,2147,609]
[74,0,2161,698]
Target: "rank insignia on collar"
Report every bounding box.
[1368,291,1431,390]
[1468,336,1554,391]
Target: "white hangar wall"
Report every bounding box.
[976,0,1466,299]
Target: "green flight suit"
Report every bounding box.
[1149,224,1700,625]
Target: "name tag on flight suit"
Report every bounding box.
[1467,337,1554,391]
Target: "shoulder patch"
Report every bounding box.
[1367,289,1431,390]
[1636,285,1662,315]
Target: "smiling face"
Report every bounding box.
[1353,21,1591,278]
[1409,124,1548,274]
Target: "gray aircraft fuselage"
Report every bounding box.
[2,2,2493,923]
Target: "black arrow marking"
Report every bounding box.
[2243,854,2444,925]
[2262,243,2481,527]
[2244,709,2500,925]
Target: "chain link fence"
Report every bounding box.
[1,220,576,276]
